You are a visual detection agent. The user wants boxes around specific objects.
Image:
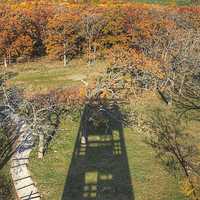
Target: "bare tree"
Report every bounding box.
[81,11,104,64]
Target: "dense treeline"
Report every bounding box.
[0,1,200,66]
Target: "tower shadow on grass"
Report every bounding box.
[61,103,135,200]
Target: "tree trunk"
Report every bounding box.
[38,133,44,159]
[8,51,11,65]
[4,56,7,68]
[63,43,67,67]
[87,38,92,65]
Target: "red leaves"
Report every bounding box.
[178,7,200,14]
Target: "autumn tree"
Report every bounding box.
[99,7,127,50]
[147,110,199,200]
[143,23,200,200]
[12,1,54,57]
[80,7,105,64]
[0,6,34,65]
[46,6,81,66]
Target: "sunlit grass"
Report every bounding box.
[6,58,189,200]
[0,164,14,200]
[29,116,186,200]
[6,57,108,95]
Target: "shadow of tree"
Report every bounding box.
[61,102,135,200]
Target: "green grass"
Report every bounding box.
[6,57,107,95]
[29,116,186,200]
[0,165,14,200]
[5,58,189,199]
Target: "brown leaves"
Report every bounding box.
[106,44,165,79]
[0,1,199,64]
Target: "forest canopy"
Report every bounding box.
[0,0,200,66]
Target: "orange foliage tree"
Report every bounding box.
[0,1,53,65]
[0,1,199,68]
[46,6,82,66]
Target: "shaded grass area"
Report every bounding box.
[29,117,186,200]
[0,165,15,200]
[6,57,107,95]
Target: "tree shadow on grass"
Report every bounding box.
[61,103,135,200]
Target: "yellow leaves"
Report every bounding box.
[46,9,81,59]
[56,86,85,105]
[11,35,33,57]
[11,1,34,12]
[164,19,176,32]
[100,89,108,99]
[136,53,164,79]
[137,17,155,39]
[106,44,164,79]
[79,87,87,98]
[180,177,200,199]
[181,178,194,196]
[0,1,195,64]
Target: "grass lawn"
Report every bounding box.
[0,165,15,200]
[4,58,189,199]
[29,116,186,200]
[6,57,108,96]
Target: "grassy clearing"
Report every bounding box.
[29,115,186,200]
[6,57,108,95]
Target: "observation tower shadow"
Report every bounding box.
[61,102,135,200]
